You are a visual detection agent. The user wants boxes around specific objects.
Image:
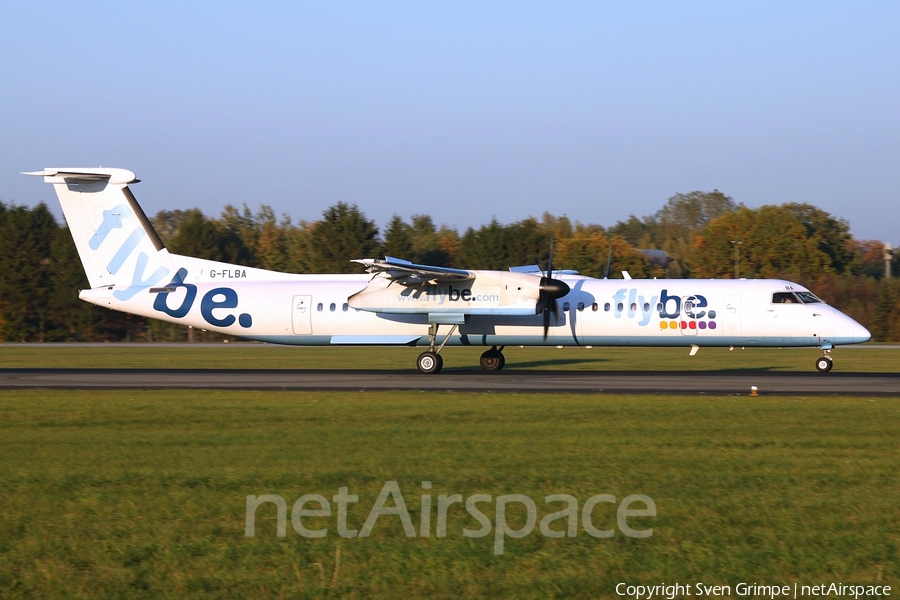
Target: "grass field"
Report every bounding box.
[1,388,897,598]
[1,342,898,372]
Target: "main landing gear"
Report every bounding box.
[815,348,834,373]
[415,325,508,374]
[416,323,457,374]
[479,346,506,371]
[416,351,443,374]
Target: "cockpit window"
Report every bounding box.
[794,291,822,304]
[772,291,823,304]
[772,292,799,304]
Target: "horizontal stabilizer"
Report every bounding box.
[22,168,139,185]
[352,256,474,282]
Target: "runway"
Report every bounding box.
[1,368,899,395]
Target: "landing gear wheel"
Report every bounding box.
[417,351,443,374]
[480,348,505,371]
[815,356,833,373]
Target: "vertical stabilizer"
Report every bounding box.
[23,168,174,300]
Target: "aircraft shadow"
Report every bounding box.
[498,357,612,369]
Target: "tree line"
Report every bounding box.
[1,191,898,342]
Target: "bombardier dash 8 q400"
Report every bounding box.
[25,167,871,373]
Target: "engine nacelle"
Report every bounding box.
[348,271,545,316]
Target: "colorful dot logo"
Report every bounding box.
[659,310,716,331]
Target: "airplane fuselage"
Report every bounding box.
[80,258,868,350]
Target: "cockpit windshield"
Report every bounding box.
[772,291,823,304]
[794,291,822,304]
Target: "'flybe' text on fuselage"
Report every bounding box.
[610,288,716,327]
[397,284,500,305]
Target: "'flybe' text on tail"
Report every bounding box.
[23,168,174,300]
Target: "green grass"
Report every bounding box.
[1,390,897,598]
[1,343,898,372]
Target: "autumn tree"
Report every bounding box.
[607,215,657,248]
[410,215,455,266]
[167,209,252,265]
[556,228,649,278]
[848,239,897,279]
[151,209,197,245]
[0,203,62,341]
[383,215,414,260]
[457,218,551,270]
[690,205,834,281]
[780,203,854,274]
[608,190,741,276]
[539,212,575,242]
[304,202,381,273]
[254,208,291,271]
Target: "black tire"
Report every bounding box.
[815,356,833,373]
[480,349,504,371]
[418,351,443,374]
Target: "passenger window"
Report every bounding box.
[604,303,610,312]
[616,303,623,312]
[317,303,323,311]
[592,303,599,312]
[563,302,570,311]
[643,303,650,312]
[329,303,336,312]
[577,302,585,311]
[343,303,349,311]
[630,303,637,311]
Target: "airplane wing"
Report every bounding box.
[352,256,474,282]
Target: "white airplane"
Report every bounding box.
[25,167,871,373]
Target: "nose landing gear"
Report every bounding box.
[815,348,833,373]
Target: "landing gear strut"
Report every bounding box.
[416,323,457,374]
[480,346,506,371]
[815,349,833,373]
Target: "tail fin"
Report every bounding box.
[23,168,174,300]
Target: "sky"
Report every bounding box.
[2,1,898,244]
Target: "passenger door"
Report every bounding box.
[291,295,312,334]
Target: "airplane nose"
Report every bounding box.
[835,311,871,344]
[854,322,872,344]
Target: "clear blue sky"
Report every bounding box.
[2,1,898,243]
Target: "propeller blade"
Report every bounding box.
[543,303,551,340]
[603,248,612,279]
[538,237,569,340]
[547,239,554,280]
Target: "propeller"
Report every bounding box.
[536,239,570,340]
[603,247,612,279]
